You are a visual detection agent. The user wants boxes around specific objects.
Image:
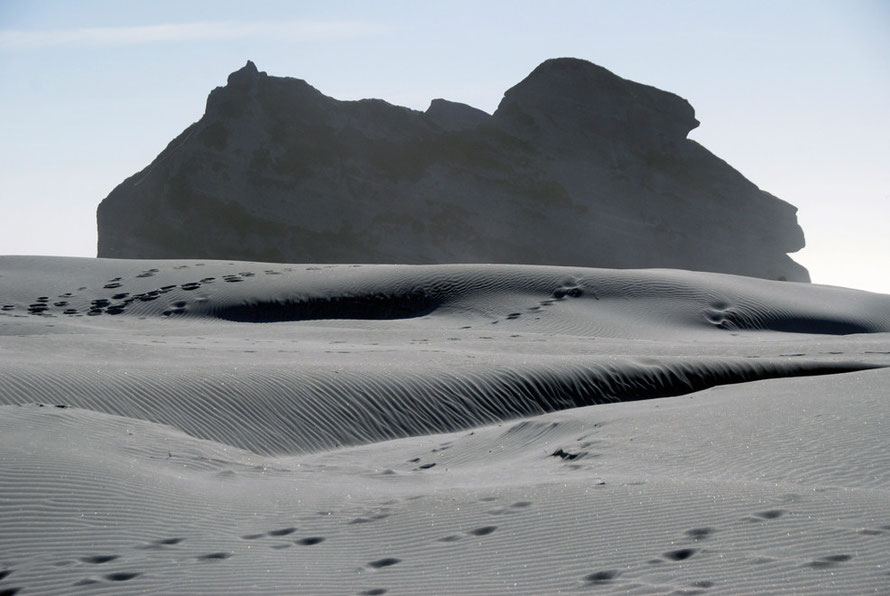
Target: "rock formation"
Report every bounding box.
[97,58,809,281]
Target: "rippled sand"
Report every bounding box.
[2,257,889,594]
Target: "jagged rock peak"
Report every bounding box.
[228,60,260,84]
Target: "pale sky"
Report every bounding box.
[1,0,888,293]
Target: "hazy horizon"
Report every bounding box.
[1,0,888,293]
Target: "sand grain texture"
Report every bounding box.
[1,256,889,594]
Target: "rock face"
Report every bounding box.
[97,58,809,281]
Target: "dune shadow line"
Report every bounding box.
[214,291,441,322]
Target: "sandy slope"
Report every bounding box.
[1,257,888,594]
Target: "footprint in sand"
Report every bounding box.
[806,554,852,569]
[73,579,100,586]
[552,285,583,300]
[437,534,463,543]
[430,442,452,453]
[486,500,534,516]
[136,537,184,550]
[438,526,498,542]
[550,447,587,461]
[744,509,787,522]
[79,555,119,564]
[685,527,716,540]
[367,558,400,569]
[663,548,698,561]
[77,571,141,586]
[104,572,141,581]
[197,552,232,561]
[350,513,390,525]
[857,525,890,536]
[584,569,621,584]
[27,303,49,315]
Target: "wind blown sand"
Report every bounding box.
[1,256,889,594]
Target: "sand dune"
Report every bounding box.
[1,256,889,594]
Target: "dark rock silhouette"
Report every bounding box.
[97,58,809,281]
